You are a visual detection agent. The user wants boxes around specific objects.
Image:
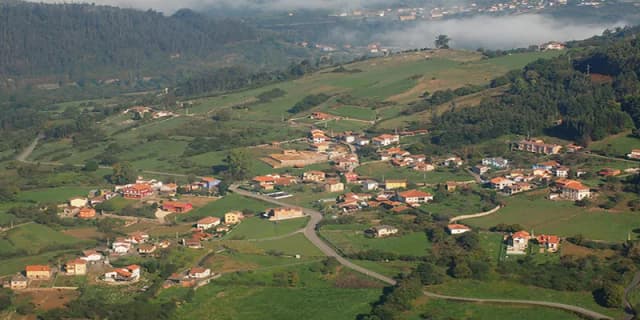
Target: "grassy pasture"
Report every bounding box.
[320,224,430,256]
[16,186,93,203]
[224,217,309,240]
[179,193,270,221]
[355,162,474,184]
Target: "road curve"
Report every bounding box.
[230,184,614,320]
[229,185,396,285]
[424,292,612,320]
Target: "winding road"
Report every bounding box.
[229,184,613,320]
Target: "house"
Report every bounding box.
[267,207,304,221]
[554,166,570,178]
[310,129,328,144]
[385,179,407,190]
[112,239,132,254]
[372,134,400,147]
[25,265,51,280]
[628,149,640,160]
[441,156,463,167]
[303,171,326,183]
[536,234,561,252]
[78,207,97,219]
[472,165,490,175]
[252,174,299,190]
[65,259,87,276]
[188,267,211,279]
[121,184,154,199]
[482,157,509,169]
[598,168,621,177]
[224,211,244,224]
[444,181,457,192]
[324,180,345,193]
[447,224,471,235]
[533,160,560,171]
[413,162,435,172]
[81,250,103,263]
[506,231,531,254]
[162,201,193,213]
[342,133,356,143]
[200,177,221,189]
[397,190,433,205]
[311,112,337,121]
[5,274,28,290]
[160,183,178,194]
[514,139,562,155]
[560,180,590,201]
[138,244,157,255]
[158,240,171,249]
[490,177,514,190]
[333,155,359,172]
[182,238,202,249]
[126,231,149,244]
[104,265,141,282]
[196,217,221,230]
[368,225,399,238]
[355,138,370,146]
[216,225,231,233]
[362,180,379,191]
[69,197,88,208]
[504,182,532,196]
[311,142,330,153]
[566,144,583,153]
[344,172,359,183]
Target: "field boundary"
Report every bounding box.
[449,205,502,223]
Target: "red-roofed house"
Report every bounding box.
[396,190,433,205]
[373,134,400,147]
[188,267,211,279]
[78,207,97,219]
[506,231,531,254]
[490,177,514,190]
[536,234,561,252]
[122,184,154,199]
[560,180,590,200]
[162,201,193,213]
[25,265,51,280]
[65,259,87,275]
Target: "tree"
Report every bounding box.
[224,149,251,180]
[110,162,137,185]
[83,160,99,172]
[598,282,624,308]
[435,35,451,49]
[415,262,444,285]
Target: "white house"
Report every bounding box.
[369,225,398,238]
[372,134,399,147]
[104,265,141,282]
[112,239,132,254]
[196,217,221,230]
[69,197,88,208]
[81,250,103,263]
[447,224,471,235]
[188,267,211,279]
[482,157,509,169]
[397,190,433,205]
[362,180,379,191]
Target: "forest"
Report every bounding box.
[426,26,640,148]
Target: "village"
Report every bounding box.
[6,121,638,297]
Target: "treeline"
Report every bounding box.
[429,29,640,147]
[288,93,332,114]
[177,60,316,97]
[403,85,486,115]
[0,2,257,78]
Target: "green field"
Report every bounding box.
[253,233,323,257]
[16,186,93,203]
[589,131,640,157]
[179,194,270,221]
[465,192,640,242]
[429,279,623,319]
[409,298,582,320]
[225,217,309,240]
[320,224,430,256]
[169,285,381,320]
[355,162,474,184]
[2,223,91,256]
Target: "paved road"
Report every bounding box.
[424,292,612,320]
[623,271,640,320]
[230,184,614,320]
[229,185,397,285]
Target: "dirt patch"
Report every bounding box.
[20,289,80,311]
[561,241,616,258]
[180,195,218,208]
[62,228,105,240]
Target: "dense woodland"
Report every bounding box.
[0,1,311,85]
[423,26,640,148]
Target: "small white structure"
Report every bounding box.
[196,217,221,230]
[447,224,471,235]
[369,225,398,238]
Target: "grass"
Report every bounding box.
[0,250,76,276]
[425,189,492,218]
[465,191,640,242]
[16,186,93,203]
[355,162,474,184]
[225,217,309,240]
[3,223,91,255]
[589,131,640,158]
[320,225,430,256]
[409,298,582,320]
[253,233,323,257]
[349,259,417,278]
[179,193,270,221]
[321,105,376,121]
[170,285,381,320]
[429,279,623,318]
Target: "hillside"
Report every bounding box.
[0,1,309,87]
